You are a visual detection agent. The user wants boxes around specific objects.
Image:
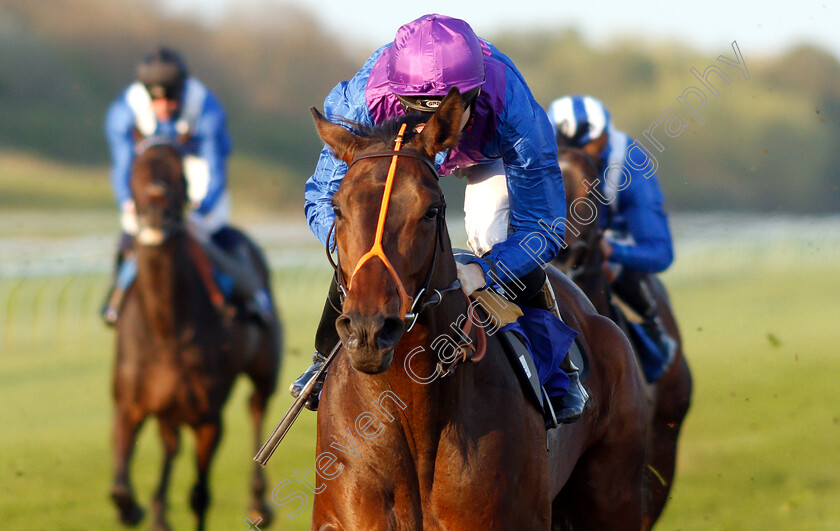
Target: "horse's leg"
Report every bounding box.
[553,314,649,531]
[151,418,181,531]
[110,408,146,526]
[644,279,693,523]
[190,420,222,531]
[645,352,692,523]
[243,305,280,528]
[246,382,275,528]
[557,437,648,531]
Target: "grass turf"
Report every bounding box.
[1,256,838,530]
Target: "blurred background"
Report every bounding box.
[1,0,838,529]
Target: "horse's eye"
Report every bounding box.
[424,206,440,222]
[332,204,342,219]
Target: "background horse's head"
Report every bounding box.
[130,138,188,246]
[312,88,464,374]
[555,146,602,271]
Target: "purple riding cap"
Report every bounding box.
[387,14,486,96]
[365,15,506,175]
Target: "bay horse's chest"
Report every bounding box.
[314,398,551,530]
[141,344,231,421]
[116,304,233,423]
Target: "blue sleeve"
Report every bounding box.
[608,168,674,273]
[304,49,382,246]
[193,92,232,215]
[475,48,566,285]
[105,97,136,207]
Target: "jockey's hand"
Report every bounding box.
[456,262,486,296]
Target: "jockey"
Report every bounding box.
[546,94,678,374]
[101,46,273,326]
[293,14,589,423]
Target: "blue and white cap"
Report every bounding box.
[546,95,611,146]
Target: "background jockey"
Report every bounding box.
[546,94,678,375]
[294,14,589,423]
[102,46,273,326]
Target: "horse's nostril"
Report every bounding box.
[376,316,405,350]
[336,315,358,346]
[336,315,352,336]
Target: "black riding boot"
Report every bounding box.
[513,269,590,425]
[289,278,342,411]
[612,269,677,375]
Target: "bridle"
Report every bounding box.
[325,123,464,334]
[132,135,187,246]
[134,134,185,157]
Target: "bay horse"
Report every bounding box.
[308,89,649,530]
[555,146,693,526]
[110,138,281,531]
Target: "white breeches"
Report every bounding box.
[186,191,230,243]
[463,159,510,257]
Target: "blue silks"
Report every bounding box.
[501,306,578,400]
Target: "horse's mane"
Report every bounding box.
[333,113,429,147]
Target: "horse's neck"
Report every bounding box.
[134,234,193,338]
[386,288,473,435]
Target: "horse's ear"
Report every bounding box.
[414,87,464,159]
[311,107,366,165]
[132,127,144,144]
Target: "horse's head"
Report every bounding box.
[130,138,188,246]
[555,146,602,271]
[312,88,464,374]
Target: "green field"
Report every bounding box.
[1,251,839,530]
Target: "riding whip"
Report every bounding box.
[254,341,341,467]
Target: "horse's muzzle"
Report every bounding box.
[336,313,405,374]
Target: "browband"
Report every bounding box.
[350,150,440,180]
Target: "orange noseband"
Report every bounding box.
[348,123,413,317]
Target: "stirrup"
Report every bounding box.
[101,305,119,327]
[246,289,274,327]
[289,352,328,411]
[100,287,124,327]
